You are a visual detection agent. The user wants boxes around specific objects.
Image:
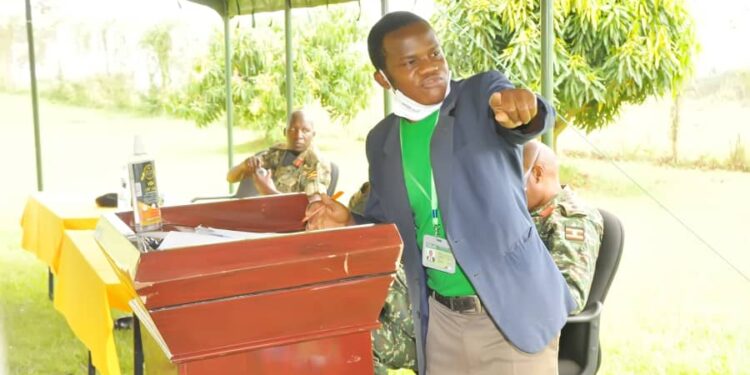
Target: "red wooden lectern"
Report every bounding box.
[95,193,403,375]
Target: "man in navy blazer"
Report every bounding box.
[306,11,574,375]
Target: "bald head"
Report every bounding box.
[523,141,561,210]
[285,110,315,152]
[287,110,313,130]
[523,140,558,177]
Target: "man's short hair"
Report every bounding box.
[287,109,311,129]
[367,11,429,71]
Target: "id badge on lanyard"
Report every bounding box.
[423,234,456,273]
[419,174,456,274]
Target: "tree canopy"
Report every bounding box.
[433,0,699,136]
[169,9,372,139]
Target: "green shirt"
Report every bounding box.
[399,111,476,297]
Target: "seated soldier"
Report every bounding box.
[348,182,417,375]
[226,110,331,198]
[524,140,604,314]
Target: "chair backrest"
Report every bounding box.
[233,177,260,198]
[326,162,339,196]
[585,209,625,309]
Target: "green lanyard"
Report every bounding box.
[399,118,442,237]
[403,169,441,236]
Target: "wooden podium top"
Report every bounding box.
[95,193,403,367]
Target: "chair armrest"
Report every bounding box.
[565,301,604,375]
[566,301,603,324]
[191,195,235,203]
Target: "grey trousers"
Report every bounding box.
[425,296,559,375]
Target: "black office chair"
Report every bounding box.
[326,162,339,196]
[191,162,339,203]
[558,209,625,375]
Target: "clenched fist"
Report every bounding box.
[489,88,538,129]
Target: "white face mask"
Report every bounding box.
[379,69,451,122]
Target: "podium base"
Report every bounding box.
[143,328,375,375]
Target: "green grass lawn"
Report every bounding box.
[1,93,750,374]
[0,228,134,374]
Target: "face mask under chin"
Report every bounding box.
[380,70,451,122]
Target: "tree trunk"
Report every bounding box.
[552,119,567,153]
[670,93,681,163]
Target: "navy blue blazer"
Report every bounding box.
[358,71,575,373]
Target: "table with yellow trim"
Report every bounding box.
[20,193,137,375]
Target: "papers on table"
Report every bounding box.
[155,226,278,250]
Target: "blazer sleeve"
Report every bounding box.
[353,129,389,225]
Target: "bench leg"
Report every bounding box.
[134,315,144,375]
[88,351,96,375]
[47,268,54,300]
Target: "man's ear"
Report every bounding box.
[374,70,391,90]
[532,165,544,182]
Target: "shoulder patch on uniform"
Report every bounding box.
[564,225,585,241]
[560,193,598,218]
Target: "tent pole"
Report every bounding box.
[25,0,43,191]
[380,0,391,116]
[224,12,235,193]
[285,1,293,120]
[541,0,554,148]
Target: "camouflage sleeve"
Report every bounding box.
[547,216,602,314]
[301,153,331,196]
[257,149,276,169]
[348,182,371,216]
[371,266,417,373]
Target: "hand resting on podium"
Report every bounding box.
[304,193,355,230]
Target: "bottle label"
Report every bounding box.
[129,160,162,231]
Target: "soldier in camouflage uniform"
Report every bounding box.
[349,182,418,375]
[226,110,332,197]
[524,141,603,314]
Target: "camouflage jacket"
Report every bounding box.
[255,144,331,196]
[349,183,417,374]
[530,186,603,314]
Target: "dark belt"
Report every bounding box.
[431,291,483,314]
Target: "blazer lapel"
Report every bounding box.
[381,117,414,236]
[430,83,458,230]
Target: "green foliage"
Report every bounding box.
[168,9,372,139]
[140,23,174,91]
[140,24,174,114]
[727,135,748,172]
[43,73,137,110]
[433,0,699,133]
